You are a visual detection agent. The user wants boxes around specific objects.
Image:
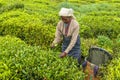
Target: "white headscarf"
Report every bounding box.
[59,7,76,19]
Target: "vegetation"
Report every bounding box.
[0,0,120,80]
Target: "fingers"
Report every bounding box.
[59,52,67,58]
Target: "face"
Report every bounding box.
[61,16,71,23]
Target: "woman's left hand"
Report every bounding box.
[59,52,67,58]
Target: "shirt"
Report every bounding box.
[53,19,80,54]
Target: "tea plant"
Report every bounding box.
[0,35,85,80]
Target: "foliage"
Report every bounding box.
[0,35,85,80]
[97,35,113,48]
[81,38,98,56]
[79,16,120,38]
[0,10,56,48]
[0,2,24,14]
[87,11,120,17]
[0,0,120,48]
[78,3,114,14]
[0,62,10,80]
[0,0,120,79]
[97,35,113,53]
[112,34,120,56]
[102,56,120,80]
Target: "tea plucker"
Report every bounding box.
[51,7,81,64]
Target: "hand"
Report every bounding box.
[59,52,67,58]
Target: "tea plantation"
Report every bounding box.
[0,0,120,80]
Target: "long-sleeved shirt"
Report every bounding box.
[53,19,80,54]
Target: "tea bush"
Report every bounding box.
[81,38,98,56]
[102,56,120,80]
[79,16,120,38]
[0,62,10,80]
[97,35,113,48]
[0,35,85,80]
[112,34,120,56]
[0,10,56,48]
[97,35,113,54]
[81,35,116,57]
[0,0,120,49]
[0,0,120,79]
[78,3,114,14]
[87,11,120,17]
[0,2,24,14]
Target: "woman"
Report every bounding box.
[51,7,81,65]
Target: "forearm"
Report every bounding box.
[64,34,78,53]
[52,22,62,45]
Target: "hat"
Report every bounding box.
[59,7,74,17]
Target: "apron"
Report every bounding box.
[62,35,81,64]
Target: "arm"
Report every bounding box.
[52,22,62,45]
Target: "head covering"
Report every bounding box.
[59,7,76,19]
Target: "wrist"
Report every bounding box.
[64,52,67,55]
